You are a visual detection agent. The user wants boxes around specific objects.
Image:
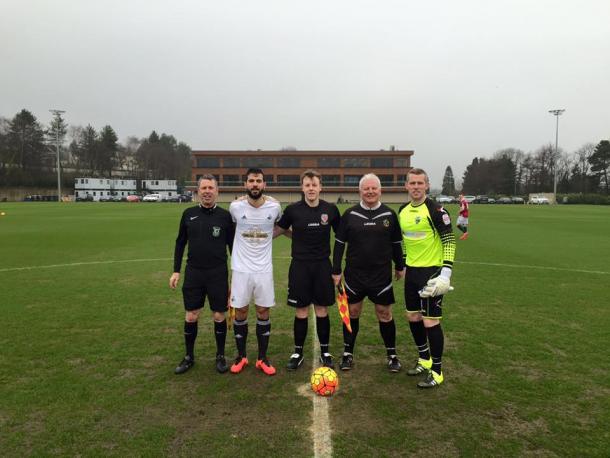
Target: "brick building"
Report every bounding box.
[190,149,414,203]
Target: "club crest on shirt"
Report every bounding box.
[321,213,328,225]
[212,226,221,237]
[383,219,390,227]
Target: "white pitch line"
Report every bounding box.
[0,258,172,273]
[1,257,607,276]
[311,308,333,458]
[457,260,609,275]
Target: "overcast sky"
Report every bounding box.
[2,0,609,187]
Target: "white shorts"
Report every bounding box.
[230,271,275,308]
[457,216,469,226]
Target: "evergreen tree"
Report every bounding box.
[441,166,456,195]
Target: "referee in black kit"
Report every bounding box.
[332,173,405,372]
[275,170,341,370]
[170,174,235,374]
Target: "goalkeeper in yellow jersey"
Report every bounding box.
[398,168,456,388]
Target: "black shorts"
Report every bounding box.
[182,263,229,312]
[344,265,394,306]
[287,259,335,308]
[404,266,444,319]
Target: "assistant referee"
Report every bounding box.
[170,174,234,375]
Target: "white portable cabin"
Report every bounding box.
[141,179,178,200]
[74,178,137,201]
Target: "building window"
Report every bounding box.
[222,175,240,185]
[277,175,300,186]
[344,175,361,186]
[396,174,406,184]
[371,157,393,168]
[323,175,340,185]
[196,157,220,168]
[223,157,241,168]
[277,157,300,168]
[343,157,369,168]
[242,157,274,168]
[317,157,340,168]
[379,175,394,186]
[394,157,409,168]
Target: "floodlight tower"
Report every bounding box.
[548,109,565,203]
[49,109,66,202]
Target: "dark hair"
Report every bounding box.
[407,168,429,182]
[300,169,321,184]
[197,174,218,187]
[245,167,265,181]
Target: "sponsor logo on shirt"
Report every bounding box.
[308,223,320,227]
[364,222,376,226]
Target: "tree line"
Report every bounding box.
[441,141,610,196]
[0,109,192,188]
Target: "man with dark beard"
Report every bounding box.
[228,168,282,376]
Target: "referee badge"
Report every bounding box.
[321,213,328,225]
[212,226,221,237]
[383,219,390,227]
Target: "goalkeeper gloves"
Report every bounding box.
[419,267,453,298]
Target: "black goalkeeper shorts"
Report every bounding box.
[404,266,444,319]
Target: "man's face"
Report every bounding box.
[359,178,381,207]
[302,176,321,203]
[198,179,218,207]
[245,173,265,199]
[405,173,429,201]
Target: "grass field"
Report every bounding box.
[1,202,609,457]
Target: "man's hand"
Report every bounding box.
[332,274,342,286]
[419,276,451,298]
[395,268,406,281]
[169,272,180,289]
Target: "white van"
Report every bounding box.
[143,193,162,202]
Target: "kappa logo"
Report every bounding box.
[212,226,221,237]
[321,213,329,225]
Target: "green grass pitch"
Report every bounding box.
[1,202,609,456]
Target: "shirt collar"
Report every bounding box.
[359,200,381,211]
[199,203,217,213]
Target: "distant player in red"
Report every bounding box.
[457,194,469,240]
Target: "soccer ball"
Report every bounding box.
[310,367,339,397]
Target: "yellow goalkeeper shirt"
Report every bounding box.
[398,198,456,268]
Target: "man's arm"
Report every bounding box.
[171,212,188,288]
[390,210,405,272]
[420,202,456,297]
[273,225,292,239]
[331,210,348,279]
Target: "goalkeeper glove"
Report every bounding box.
[419,267,453,298]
